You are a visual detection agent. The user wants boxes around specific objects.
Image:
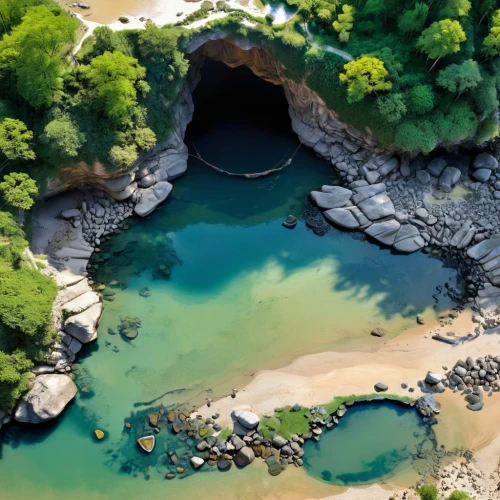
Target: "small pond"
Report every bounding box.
[303,401,436,486]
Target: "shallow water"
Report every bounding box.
[0,61,460,499]
[303,401,434,486]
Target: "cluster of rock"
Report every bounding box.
[437,459,489,499]
[420,354,500,412]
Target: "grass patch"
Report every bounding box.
[217,427,233,442]
[260,393,415,440]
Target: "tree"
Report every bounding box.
[85,51,149,125]
[92,26,120,55]
[0,350,32,411]
[109,144,138,167]
[377,93,407,122]
[405,84,434,114]
[417,484,439,500]
[483,10,500,56]
[333,5,355,43]
[134,127,156,151]
[447,492,472,500]
[0,118,35,169]
[416,19,466,71]
[0,5,78,108]
[436,59,482,95]
[440,0,471,18]
[398,2,429,34]
[0,172,38,222]
[41,115,85,158]
[395,119,437,152]
[339,56,392,103]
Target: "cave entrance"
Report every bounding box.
[184,57,298,176]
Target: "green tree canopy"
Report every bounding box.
[333,4,355,43]
[436,59,482,94]
[416,19,466,71]
[84,51,149,125]
[339,56,392,103]
[377,93,407,123]
[483,10,500,56]
[0,172,38,211]
[398,2,429,34]
[417,484,439,500]
[0,118,35,166]
[440,0,472,18]
[405,84,435,114]
[41,115,85,158]
[0,5,78,108]
[0,350,32,411]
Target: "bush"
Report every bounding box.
[0,350,33,412]
[201,1,215,11]
[417,484,439,500]
[447,492,472,500]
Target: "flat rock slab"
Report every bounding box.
[134,181,173,217]
[14,374,77,423]
[61,291,100,316]
[310,187,352,209]
[365,219,400,246]
[358,193,395,221]
[393,224,425,253]
[64,302,103,343]
[351,183,386,205]
[323,208,360,229]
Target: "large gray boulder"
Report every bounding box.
[324,208,360,229]
[233,410,260,430]
[352,183,386,205]
[157,150,188,180]
[472,168,491,183]
[61,291,100,316]
[473,153,498,170]
[234,446,255,467]
[64,302,103,343]
[14,375,77,423]
[310,187,352,210]
[358,193,395,221]
[427,158,446,177]
[134,181,173,217]
[438,167,461,192]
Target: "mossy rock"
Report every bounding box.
[201,1,214,10]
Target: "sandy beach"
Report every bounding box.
[194,308,500,499]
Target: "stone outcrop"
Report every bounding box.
[14,374,77,423]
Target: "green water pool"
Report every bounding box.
[303,401,435,486]
[0,61,460,499]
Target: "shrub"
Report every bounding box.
[417,484,439,500]
[0,350,33,412]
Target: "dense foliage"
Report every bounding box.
[0,211,57,411]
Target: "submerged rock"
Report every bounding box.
[14,374,77,423]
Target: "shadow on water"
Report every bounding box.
[93,59,461,321]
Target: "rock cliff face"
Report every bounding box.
[45,31,380,199]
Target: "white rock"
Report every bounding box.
[64,302,103,343]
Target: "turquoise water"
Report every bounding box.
[303,401,434,486]
[0,61,459,499]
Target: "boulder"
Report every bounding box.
[61,209,81,219]
[134,182,173,217]
[234,446,255,467]
[416,170,431,185]
[272,435,288,449]
[358,193,395,221]
[427,158,446,177]
[158,151,188,180]
[473,153,498,170]
[233,410,260,430]
[374,382,388,392]
[310,187,352,210]
[472,168,491,183]
[61,291,100,316]
[438,167,461,192]
[365,171,380,184]
[370,327,387,337]
[190,456,205,469]
[378,157,399,176]
[14,374,77,423]
[64,302,103,343]
[323,208,360,229]
[425,372,442,385]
